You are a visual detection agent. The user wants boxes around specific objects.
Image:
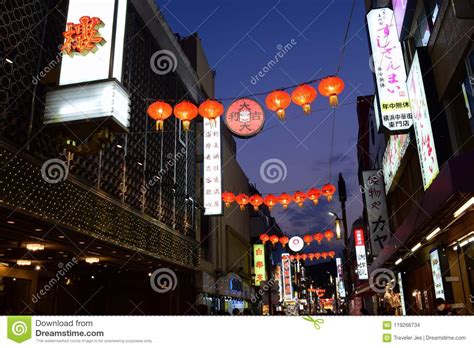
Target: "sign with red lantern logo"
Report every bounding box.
[225,98,265,137]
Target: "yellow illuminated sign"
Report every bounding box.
[253,244,266,285]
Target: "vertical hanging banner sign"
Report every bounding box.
[430,249,446,300]
[354,228,369,280]
[367,7,413,132]
[203,119,222,215]
[407,51,439,190]
[336,257,346,298]
[281,254,293,302]
[253,244,266,286]
[362,170,391,256]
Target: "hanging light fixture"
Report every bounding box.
[199,99,224,124]
[174,100,198,131]
[315,252,321,260]
[303,234,313,245]
[259,233,270,244]
[278,193,292,209]
[26,243,45,251]
[85,257,100,264]
[321,183,336,202]
[235,194,249,211]
[270,235,279,246]
[17,260,32,266]
[279,236,289,248]
[301,253,308,261]
[321,251,328,259]
[222,192,235,208]
[318,76,345,107]
[293,191,307,208]
[265,90,291,120]
[147,101,173,131]
[308,253,315,261]
[335,219,342,240]
[324,230,334,242]
[307,188,322,205]
[291,84,317,114]
[328,251,335,259]
[314,232,324,245]
[249,194,264,211]
[264,194,278,211]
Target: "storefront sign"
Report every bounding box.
[397,272,407,315]
[203,118,222,215]
[288,236,304,252]
[59,0,127,85]
[367,8,413,132]
[362,170,391,256]
[354,228,369,280]
[225,98,265,137]
[382,133,410,193]
[430,249,445,300]
[336,257,346,298]
[407,52,439,190]
[281,253,293,302]
[253,244,266,286]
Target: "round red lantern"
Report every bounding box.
[293,191,307,208]
[270,234,279,246]
[291,84,317,114]
[321,251,328,259]
[318,76,345,107]
[308,253,315,261]
[174,100,198,131]
[249,194,264,211]
[222,191,235,208]
[278,193,292,209]
[289,255,295,261]
[303,234,313,245]
[147,101,173,131]
[301,253,308,261]
[315,252,321,260]
[264,194,278,211]
[235,193,249,211]
[328,250,335,259]
[321,183,336,202]
[295,254,301,261]
[259,233,270,244]
[279,236,289,248]
[306,187,322,205]
[324,229,334,242]
[314,232,324,245]
[265,90,291,120]
[199,99,224,123]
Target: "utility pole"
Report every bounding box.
[338,173,352,299]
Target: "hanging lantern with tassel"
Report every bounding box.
[278,193,292,209]
[174,100,198,131]
[293,191,307,208]
[259,233,270,244]
[199,99,224,124]
[291,84,317,115]
[318,76,345,107]
[270,234,279,246]
[324,230,334,242]
[279,236,289,248]
[147,101,173,131]
[303,234,313,245]
[264,194,278,211]
[321,183,336,202]
[307,187,322,205]
[235,193,249,211]
[314,232,324,245]
[265,90,291,121]
[249,194,264,211]
[222,192,235,208]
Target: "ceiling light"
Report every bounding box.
[453,197,474,218]
[411,243,422,252]
[26,243,45,251]
[7,220,15,224]
[85,257,100,264]
[426,227,441,241]
[5,58,13,64]
[116,144,123,149]
[34,228,42,232]
[395,258,402,265]
[58,235,65,239]
[17,260,32,266]
[35,265,41,271]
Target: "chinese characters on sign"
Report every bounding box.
[382,134,410,193]
[203,119,222,215]
[393,0,409,39]
[362,170,391,256]
[225,98,265,137]
[367,8,413,132]
[336,257,346,298]
[253,244,266,286]
[354,228,369,280]
[407,52,439,190]
[281,253,293,302]
[430,249,446,300]
[61,16,105,55]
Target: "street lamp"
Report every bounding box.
[328,212,342,240]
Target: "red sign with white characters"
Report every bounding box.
[225,98,265,137]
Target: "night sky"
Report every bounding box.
[159,0,374,258]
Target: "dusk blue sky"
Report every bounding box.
[159,0,375,256]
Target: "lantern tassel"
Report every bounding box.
[329,95,338,107]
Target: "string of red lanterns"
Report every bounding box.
[147,76,345,131]
[259,231,335,248]
[222,184,336,211]
[289,251,336,261]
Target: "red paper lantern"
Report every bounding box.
[295,254,301,261]
[174,101,198,131]
[265,90,291,120]
[222,192,235,208]
[308,253,315,261]
[279,236,289,248]
[293,191,307,208]
[314,233,324,245]
[301,253,308,261]
[307,187,321,205]
[321,251,328,259]
[199,99,224,123]
[147,101,173,131]
[318,76,345,107]
[278,193,292,209]
[270,234,279,246]
[303,234,313,245]
[235,193,249,211]
[289,255,295,261]
[264,194,278,211]
[249,194,264,211]
[328,250,335,259]
[324,230,334,242]
[315,252,321,260]
[321,183,336,202]
[259,233,270,244]
[291,84,317,114]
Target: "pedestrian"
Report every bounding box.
[232,308,241,315]
[434,298,454,315]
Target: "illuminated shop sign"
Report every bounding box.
[354,228,368,280]
[407,52,439,190]
[203,119,222,215]
[397,272,407,316]
[336,257,346,298]
[288,236,304,252]
[61,16,105,55]
[253,244,266,286]
[367,8,413,132]
[382,133,410,193]
[281,254,293,302]
[393,0,408,39]
[430,249,445,300]
[225,98,265,138]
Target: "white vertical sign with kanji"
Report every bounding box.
[203,119,222,215]
[362,170,391,256]
[354,228,369,280]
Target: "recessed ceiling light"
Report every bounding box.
[26,243,45,251]
[85,257,100,264]
[116,144,123,149]
[96,246,102,249]
[79,241,85,245]
[17,260,32,266]
[411,243,422,252]
[34,228,42,232]
[137,162,143,166]
[426,227,441,241]
[35,265,41,271]
[454,197,474,218]
[58,235,65,239]
[7,220,15,224]
[395,258,403,265]
[125,255,130,258]
[111,251,117,254]
[5,58,13,64]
